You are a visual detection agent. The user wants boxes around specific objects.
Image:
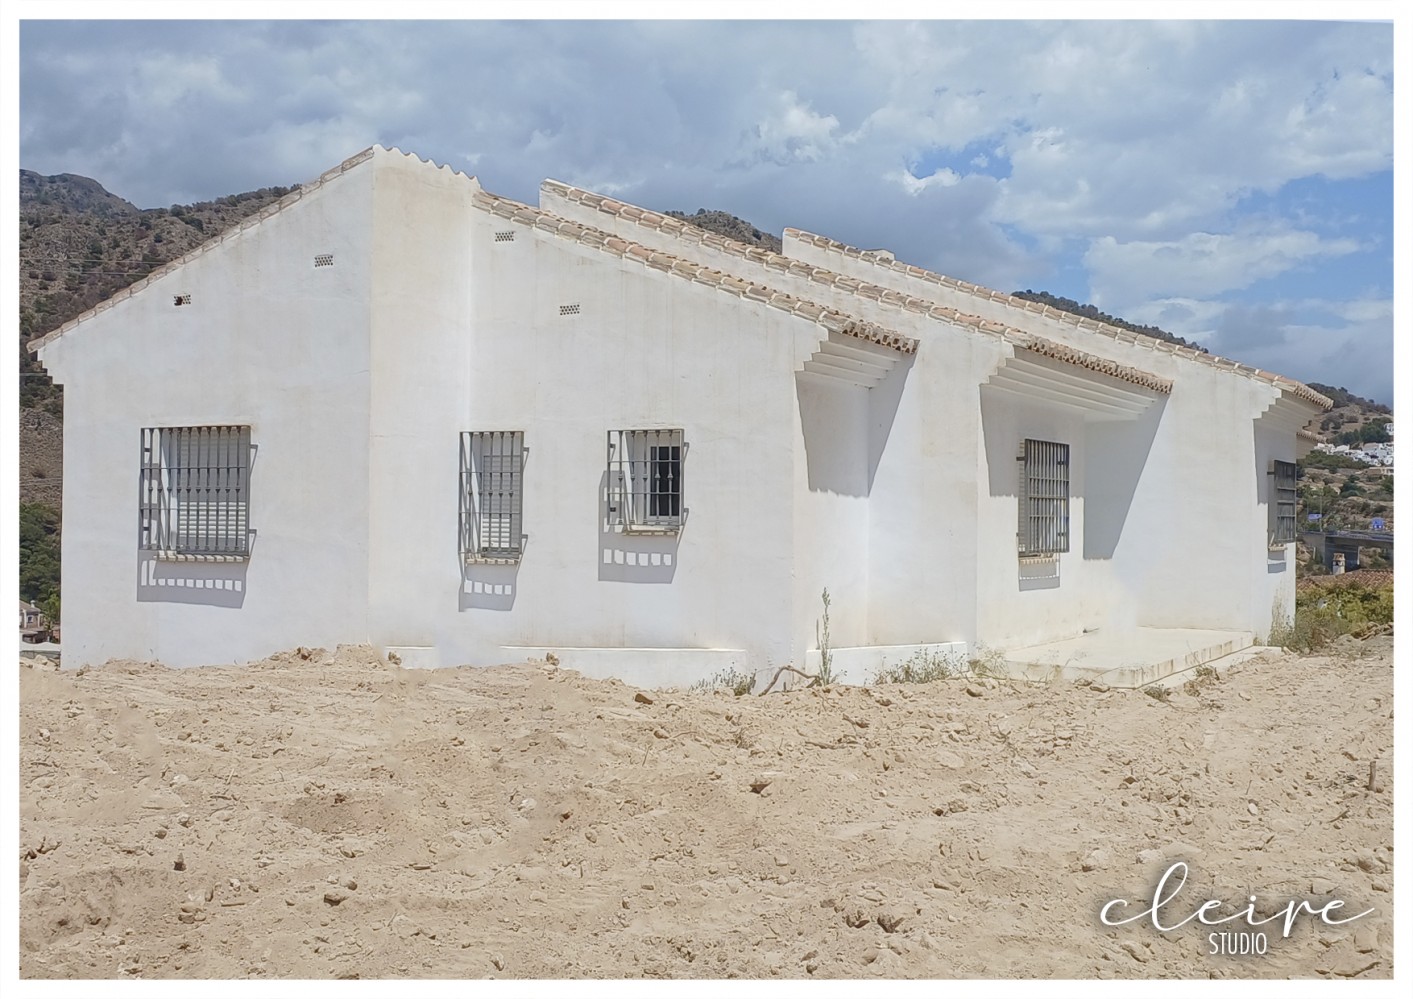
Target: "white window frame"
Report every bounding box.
[460,431,527,562]
[1018,438,1070,556]
[139,425,252,560]
[607,428,685,533]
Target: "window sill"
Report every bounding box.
[150,551,250,563]
[463,554,523,566]
[622,524,682,536]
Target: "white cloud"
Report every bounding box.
[983,23,1392,240]
[1083,228,1362,305]
[131,54,245,108]
[890,166,961,196]
[19,20,1392,235]
[1217,302,1394,404]
[746,90,842,165]
[1103,293,1393,404]
[1120,298,1229,342]
[16,18,1394,399]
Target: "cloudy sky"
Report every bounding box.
[14,11,1397,403]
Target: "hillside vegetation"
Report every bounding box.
[1009,290,1207,353]
[19,170,294,412]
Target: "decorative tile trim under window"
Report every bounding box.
[607,429,686,534]
[1268,459,1298,547]
[1018,438,1070,556]
[140,426,252,560]
[460,431,527,562]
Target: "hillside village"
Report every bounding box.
[1311,430,1394,468]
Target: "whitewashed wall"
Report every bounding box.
[780,232,1314,639]
[37,165,378,666]
[362,151,813,681]
[544,190,1190,650]
[39,150,1313,676]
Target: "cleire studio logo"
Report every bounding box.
[1100,862,1374,957]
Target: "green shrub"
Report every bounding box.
[1303,583,1394,627]
[871,648,967,684]
[1269,581,1394,652]
[967,643,1007,678]
[690,667,756,696]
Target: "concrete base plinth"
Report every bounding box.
[998,628,1256,688]
[498,646,748,689]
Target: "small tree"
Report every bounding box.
[39,593,60,633]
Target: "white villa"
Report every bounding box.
[30,147,1330,686]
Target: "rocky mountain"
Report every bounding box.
[19,172,296,413]
[665,208,782,253]
[21,169,141,216]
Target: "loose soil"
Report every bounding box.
[18,638,1393,980]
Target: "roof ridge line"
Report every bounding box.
[474,190,918,355]
[28,146,380,354]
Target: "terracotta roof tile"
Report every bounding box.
[776,225,1331,410]
[1008,334,1173,394]
[537,183,1202,400]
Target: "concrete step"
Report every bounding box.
[1144,645,1285,689]
[998,629,1257,689]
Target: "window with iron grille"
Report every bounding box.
[140,426,252,557]
[1018,438,1070,555]
[1268,459,1298,546]
[607,429,685,532]
[460,431,526,561]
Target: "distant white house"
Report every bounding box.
[1316,441,1393,467]
[30,147,1330,684]
[19,600,43,639]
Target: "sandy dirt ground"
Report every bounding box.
[18,636,1393,980]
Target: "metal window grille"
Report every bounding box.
[140,426,251,557]
[1269,459,1298,545]
[607,429,684,532]
[1018,438,1070,555]
[460,431,526,561]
